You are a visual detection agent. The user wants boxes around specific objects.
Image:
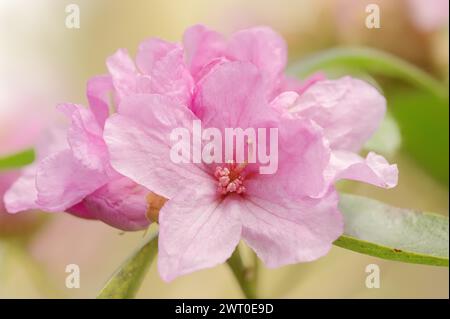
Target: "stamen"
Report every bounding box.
[214,161,247,195]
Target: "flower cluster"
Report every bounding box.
[4,25,397,281]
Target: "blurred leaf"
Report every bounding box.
[289,47,449,185]
[387,88,449,185]
[97,231,158,299]
[289,47,448,100]
[0,149,35,171]
[364,112,401,156]
[335,194,449,267]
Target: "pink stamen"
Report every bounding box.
[214,161,247,195]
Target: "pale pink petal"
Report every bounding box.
[241,190,343,267]
[3,165,39,213]
[86,75,113,127]
[136,38,178,75]
[281,77,386,152]
[183,24,226,80]
[104,94,211,200]
[246,117,330,199]
[193,61,278,131]
[270,91,299,115]
[227,27,287,87]
[273,73,326,98]
[136,38,194,105]
[147,47,194,106]
[58,104,109,171]
[35,149,108,211]
[106,49,138,103]
[326,151,398,189]
[79,176,151,231]
[158,183,241,281]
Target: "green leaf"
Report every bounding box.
[0,149,35,171]
[97,231,158,299]
[335,194,449,267]
[364,111,401,156]
[288,47,448,100]
[387,88,449,185]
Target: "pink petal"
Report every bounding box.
[35,149,108,211]
[246,117,330,199]
[136,38,178,75]
[273,73,326,98]
[135,38,194,106]
[326,151,398,189]
[106,49,138,103]
[241,190,343,267]
[193,61,277,130]
[3,165,39,213]
[104,94,211,200]
[79,176,151,231]
[280,77,386,152]
[86,75,113,127]
[227,27,287,88]
[147,47,194,106]
[158,183,241,281]
[58,104,109,172]
[183,25,226,80]
[3,127,69,214]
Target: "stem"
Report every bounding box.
[226,247,258,299]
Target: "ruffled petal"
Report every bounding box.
[106,49,138,103]
[277,77,386,152]
[57,104,109,172]
[147,47,194,106]
[86,75,113,127]
[183,24,226,80]
[3,165,39,213]
[326,151,398,189]
[227,27,287,88]
[136,38,178,75]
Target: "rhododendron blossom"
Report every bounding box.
[102,25,398,282]
[3,24,398,282]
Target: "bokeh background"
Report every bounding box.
[0,0,448,298]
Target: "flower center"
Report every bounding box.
[214,161,247,195]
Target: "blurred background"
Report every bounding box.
[0,0,448,298]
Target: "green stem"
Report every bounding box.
[97,231,158,299]
[226,247,258,299]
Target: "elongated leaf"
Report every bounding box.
[97,231,158,299]
[335,194,448,266]
[288,47,448,100]
[0,149,35,171]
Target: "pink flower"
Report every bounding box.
[4,76,151,231]
[104,54,398,281]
